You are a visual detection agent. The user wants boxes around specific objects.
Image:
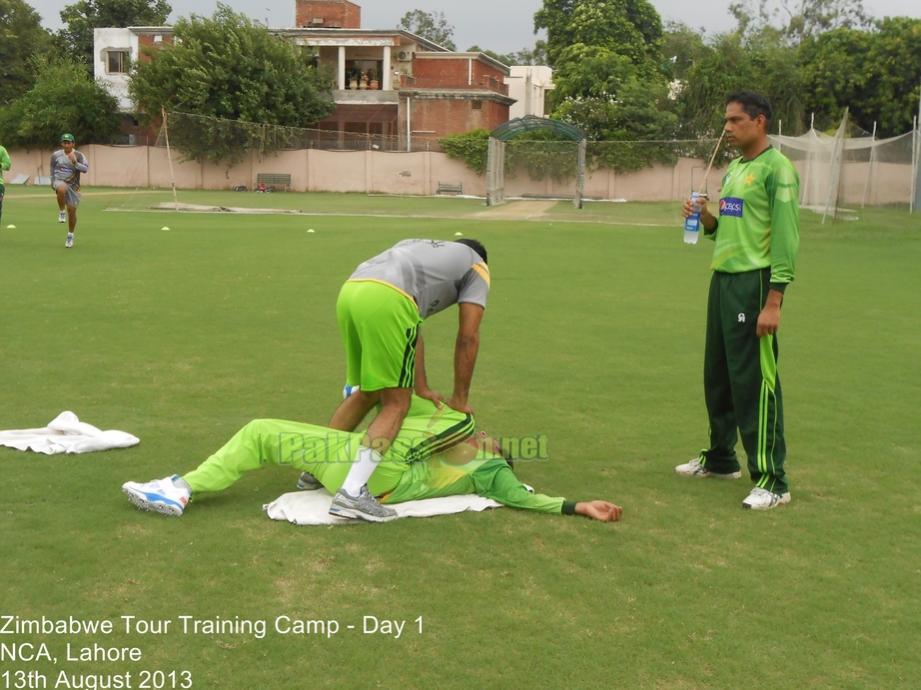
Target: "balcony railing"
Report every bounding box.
[399,74,509,96]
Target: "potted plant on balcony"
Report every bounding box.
[359,70,369,89]
[369,69,379,90]
[348,69,359,90]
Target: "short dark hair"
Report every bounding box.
[455,238,487,263]
[725,91,772,125]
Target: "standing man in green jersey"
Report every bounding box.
[323,238,490,522]
[675,91,800,511]
[0,143,11,227]
[50,133,89,248]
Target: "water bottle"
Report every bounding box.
[683,192,705,245]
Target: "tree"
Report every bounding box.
[802,18,921,136]
[0,0,54,103]
[59,0,172,70]
[728,0,870,43]
[398,9,455,50]
[536,0,677,167]
[129,5,334,164]
[0,56,120,147]
[676,29,806,137]
[661,22,710,81]
[535,0,662,67]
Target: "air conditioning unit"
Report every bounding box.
[398,51,411,61]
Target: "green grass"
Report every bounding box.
[1,188,919,689]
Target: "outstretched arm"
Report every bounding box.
[473,460,622,522]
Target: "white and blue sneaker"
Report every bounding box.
[742,487,791,511]
[675,455,741,479]
[58,211,66,223]
[64,232,74,248]
[329,485,397,523]
[122,475,190,516]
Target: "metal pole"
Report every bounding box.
[161,107,179,211]
[861,121,876,208]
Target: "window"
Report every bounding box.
[106,50,130,74]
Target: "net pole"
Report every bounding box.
[861,121,877,208]
[161,107,179,211]
[911,115,919,214]
[822,109,848,224]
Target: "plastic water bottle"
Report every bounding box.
[684,192,704,245]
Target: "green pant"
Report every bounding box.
[701,269,787,493]
[180,397,475,501]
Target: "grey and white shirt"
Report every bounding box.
[350,239,490,318]
[50,149,89,187]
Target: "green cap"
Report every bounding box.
[60,133,75,143]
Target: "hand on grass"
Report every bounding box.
[576,501,622,522]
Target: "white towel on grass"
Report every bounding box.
[0,411,139,454]
[265,489,501,525]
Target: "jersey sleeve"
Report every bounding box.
[767,161,800,287]
[471,459,565,514]
[0,147,10,172]
[75,152,89,173]
[458,262,490,308]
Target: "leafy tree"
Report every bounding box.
[0,0,53,103]
[535,0,662,67]
[729,0,870,43]
[398,9,456,50]
[59,0,172,70]
[802,18,921,136]
[129,4,334,164]
[661,21,710,81]
[0,56,120,147]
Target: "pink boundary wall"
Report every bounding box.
[5,146,912,204]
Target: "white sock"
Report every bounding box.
[67,232,74,238]
[340,446,382,496]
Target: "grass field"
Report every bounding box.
[1,187,919,689]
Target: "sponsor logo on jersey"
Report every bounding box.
[720,197,744,217]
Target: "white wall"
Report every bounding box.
[507,66,554,120]
[93,28,140,111]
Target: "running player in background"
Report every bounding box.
[50,133,89,248]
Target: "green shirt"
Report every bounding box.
[709,146,800,286]
[0,146,11,186]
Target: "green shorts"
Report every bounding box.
[337,280,422,392]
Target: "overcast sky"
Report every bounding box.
[26,0,921,53]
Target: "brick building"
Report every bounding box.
[93,0,517,148]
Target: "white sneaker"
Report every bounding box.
[64,233,74,248]
[58,211,66,223]
[742,487,791,511]
[675,456,741,479]
[122,475,190,516]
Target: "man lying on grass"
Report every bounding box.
[122,395,622,523]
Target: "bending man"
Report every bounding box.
[326,239,490,522]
